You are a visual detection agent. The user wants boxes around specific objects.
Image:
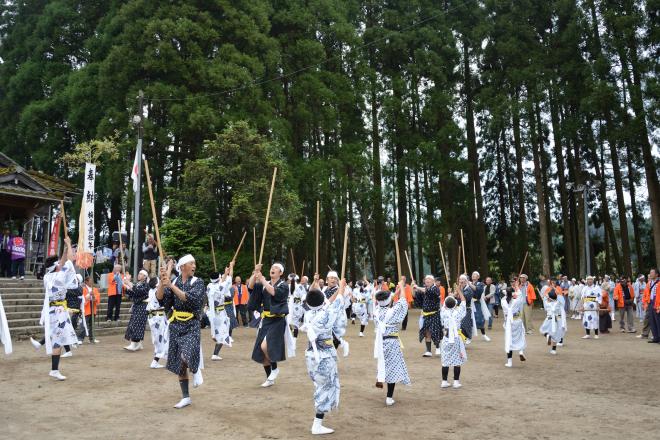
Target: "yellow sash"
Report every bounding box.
[168,310,194,323]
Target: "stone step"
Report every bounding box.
[0,282,43,289]
[1,291,49,299]
[7,312,132,328]
[2,301,132,313]
[10,322,132,340]
[0,287,44,294]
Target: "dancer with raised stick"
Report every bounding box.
[373,234,410,406]
[248,168,296,388]
[146,158,206,408]
[411,249,443,358]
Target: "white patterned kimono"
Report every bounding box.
[288,283,307,329]
[540,297,567,343]
[206,278,232,346]
[0,293,11,355]
[351,286,371,326]
[581,285,602,330]
[302,297,345,414]
[374,295,410,385]
[502,294,526,353]
[40,260,79,354]
[440,301,467,367]
[146,287,169,359]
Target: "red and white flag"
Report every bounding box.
[130,148,140,192]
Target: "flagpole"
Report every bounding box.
[132,90,144,279]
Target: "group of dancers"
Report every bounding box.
[3,239,659,436]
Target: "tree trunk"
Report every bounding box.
[463,37,488,274]
[549,87,576,276]
[529,100,551,277]
[512,90,527,250]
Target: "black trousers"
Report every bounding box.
[70,313,80,330]
[0,250,10,277]
[107,295,122,321]
[236,304,249,327]
[402,311,409,330]
[76,315,94,341]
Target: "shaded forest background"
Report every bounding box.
[0,0,658,281]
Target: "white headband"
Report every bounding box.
[139,270,149,279]
[176,254,195,272]
[46,261,59,274]
[327,271,338,279]
[272,263,284,274]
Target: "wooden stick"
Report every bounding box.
[210,236,217,272]
[315,200,320,275]
[457,245,462,278]
[253,227,257,266]
[258,167,277,265]
[438,241,450,288]
[460,228,467,275]
[394,234,402,280]
[518,251,529,277]
[144,159,165,266]
[300,259,305,280]
[117,221,126,274]
[290,248,297,276]
[404,249,414,282]
[340,223,349,280]
[232,231,247,263]
[59,201,69,240]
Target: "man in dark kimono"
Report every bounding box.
[157,255,205,409]
[248,262,294,387]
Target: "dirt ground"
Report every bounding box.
[2,308,659,440]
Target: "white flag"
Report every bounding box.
[81,163,96,252]
[130,145,140,192]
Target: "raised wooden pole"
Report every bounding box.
[232,231,247,263]
[315,200,320,275]
[460,228,467,275]
[143,159,165,266]
[210,236,217,272]
[117,221,126,274]
[258,167,277,265]
[340,223,349,280]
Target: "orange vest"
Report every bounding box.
[642,280,660,310]
[107,272,125,296]
[393,285,413,305]
[613,283,634,308]
[438,285,446,303]
[83,286,101,316]
[233,284,249,305]
[600,291,611,311]
[522,283,536,305]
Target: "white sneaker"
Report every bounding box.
[173,397,191,409]
[359,332,364,337]
[636,334,643,339]
[550,349,557,355]
[150,360,164,369]
[582,334,591,339]
[260,379,275,388]
[268,368,280,382]
[435,348,441,356]
[30,337,42,350]
[482,334,491,342]
[465,339,472,346]
[440,380,450,388]
[341,340,350,357]
[124,342,138,351]
[385,397,395,406]
[49,370,66,380]
[20,276,24,280]
[311,418,334,435]
[61,351,72,358]
[211,355,222,361]
[192,370,203,388]
[136,341,144,350]
[11,276,16,280]
[594,335,599,339]
[505,359,512,368]
[452,381,462,389]
[77,340,84,345]
[91,339,100,344]
[422,351,432,357]
[557,342,563,347]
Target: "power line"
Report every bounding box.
[146,0,475,102]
